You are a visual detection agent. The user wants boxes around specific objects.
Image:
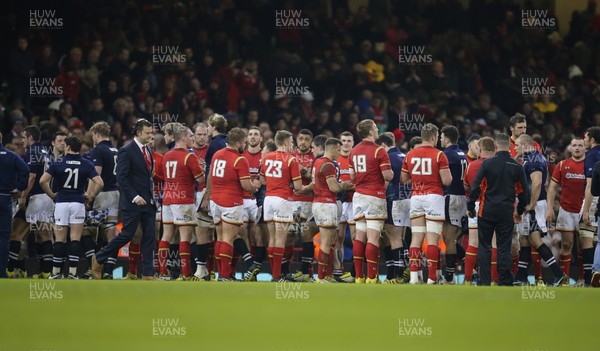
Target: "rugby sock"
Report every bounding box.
[426,245,439,282]
[491,248,498,283]
[282,245,294,275]
[464,246,478,281]
[353,240,365,278]
[559,253,571,278]
[52,242,66,276]
[392,248,403,278]
[582,248,594,284]
[267,247,275,273]
[578,247,584,281]
[233,238,253,270]
[536,244,563,278]
[81,235,96,268]
[169,243,180,274]
[272,247,284,280]
[128,243,140,275]
[68,240,81,276]
[158,240,170,275]
[531,247,542,279]
[207,241,215,273]
[301,242,314,274]
[180,241,191,277]
[7,240,21,271]
[41,240,53,273]
[383,245,393,280]
[231,253,239,277]
[219,242,234,279]
[511,254,519,275]
[516,247,531,282]
[253,246,266,268]
[318,249,329,280]
[456,242,465,267]
[105,256,117,276]
[365,242,380,280]
[214,241,222,274]
[409,247,421,273]
[189,242,198,273]
[196,243,209,268]
[445,253,457,282]
[327,248,333,277]
[436,247,443,280]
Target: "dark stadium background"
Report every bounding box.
[1,0,598,278]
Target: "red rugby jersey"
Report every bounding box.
[209,148,250,207]
[349,140,391,199]
[401,145,449,196]
[551,157,585,213]
[313,156,337,204]
[162,148,204,205]
[261,151,301,200]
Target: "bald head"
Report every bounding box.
[516,134,534,147]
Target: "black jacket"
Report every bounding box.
[117,140,156,213]
[591,160,600,216]
[468,150,530,221]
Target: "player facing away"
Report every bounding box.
[379,132,410,284]
[303,138,354,283]
[439,126,468,284]
[513,134,567,287]
[261,131,302,282]
[350,119,393,284]
[463,137,497,285]
[208,128,260,281]
[401,123,452,284]
[87,121,119,279]
[158,124,205,281]
[546,138,586,285]
[39,137,104,279]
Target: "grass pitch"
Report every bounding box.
[1,280,596,351]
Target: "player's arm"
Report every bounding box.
[463,164,472,194]
[583,177,593,225]
[382,169,393,182]
[546,179,558,223]
[297,182,313,194]
[439,168,452,187]
[240,177,259,193]
[39,172,56,200]
[526,170,542,211]
[15,155,29,192]
[592,162,600,197]
[87,175,104,200]
[202,173,212,206]
[467,162,485,217]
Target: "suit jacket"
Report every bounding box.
[117,140,156,212]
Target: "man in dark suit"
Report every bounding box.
[92,119,158,280]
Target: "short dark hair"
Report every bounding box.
[65,136,82,152]
[378,132,395,147]
[248,126,261,134]
[468,134,481,144]
[409,136,422,149]
[325,138,342,150]
[441,126,459,144]
[495,133,510,149]
[298,129,313,139]
[479,137,496,152]
[585,126,600,145]
[134,118,152,136]
[24,125,41,142]
[341,131,353,138]
[313,134,328,149]
[52,131,67,142]
[265,140,277,152]
[275,130,293,147]
[509,113,527,128]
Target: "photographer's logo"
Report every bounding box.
[152,46,187,65]
[30,282,63,301]
[398,46,432,65]
[275,10,309,29]
[152,318,187,337]
[275,78,310,98]
[522,10,556,29]
[398,318,432,337]
[275,282,309,300]
[151,113,180,132]
[399,114,426,133]
[521,285,556,301]
[30,78,63,98]
[30,10,63,29]
[521,78,555,97]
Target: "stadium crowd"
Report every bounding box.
[1,1,600,286]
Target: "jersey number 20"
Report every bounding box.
[411,157,432,175]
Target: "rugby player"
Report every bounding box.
[546,137,586,285]
[350,119,393,284]
[582,126,600,286]
[40,137,104,279]
[401,123,452,284]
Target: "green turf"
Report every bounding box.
[1,280,596,351]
